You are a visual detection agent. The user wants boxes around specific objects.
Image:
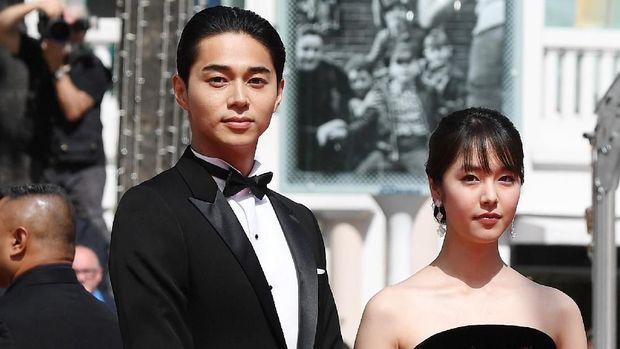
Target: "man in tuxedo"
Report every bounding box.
[109,5,343,349]
[0,183,121,349]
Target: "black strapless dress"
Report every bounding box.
[414,324,556,349]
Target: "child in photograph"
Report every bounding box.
[419,27,466,127]
[357,40,430,175]
[366,0,425,72]
[341,54,385,172]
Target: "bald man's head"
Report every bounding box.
[0,184,76,287]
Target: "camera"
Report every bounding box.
[38,12,71,42]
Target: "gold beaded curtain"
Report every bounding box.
[115,0,195,195]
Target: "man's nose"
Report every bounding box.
[227,81,249,108]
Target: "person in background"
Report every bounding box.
[417,0,506,111]
[73,244,115,312]
[0,0,112,243]
[0,183,121,349]
[356,40,430,175]
[341,54,385,173]
[366,0,425,72]
[418,27,466,124]
[354,108,586,349]
[295,25,351,172]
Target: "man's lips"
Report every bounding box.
[222,117,253,129]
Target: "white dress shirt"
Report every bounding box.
[192,149,299,349]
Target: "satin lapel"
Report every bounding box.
[188,197,287,349]
[177,148,287,348]
[268,193,318,349]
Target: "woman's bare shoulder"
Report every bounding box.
[517,276,587,348]
[361,273,432,320]
[354,268,449,349]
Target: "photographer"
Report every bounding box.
[0,0,111,243]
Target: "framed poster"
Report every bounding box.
[279,0,520,193]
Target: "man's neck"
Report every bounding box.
[10,258,73,284]
[191,146,256,176]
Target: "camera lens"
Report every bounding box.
[48,19,71,42]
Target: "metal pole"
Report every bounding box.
[592,166,618,349]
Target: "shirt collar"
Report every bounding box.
[190,148,266,194]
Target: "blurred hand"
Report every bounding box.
[364,89,383,109]
[36,0,64,18]
[317,118,347,146]
[327,127,347,141]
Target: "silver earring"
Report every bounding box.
[437,222,447,238]
[432,201,447,238]
[509,221,516,238]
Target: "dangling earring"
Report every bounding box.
[437,221,447,238]
[432,201,447,238]
[509,221,516,238]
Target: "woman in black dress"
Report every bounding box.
[354,108,586,349]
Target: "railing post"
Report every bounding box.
[588,74,620,349]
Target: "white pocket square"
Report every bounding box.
[317,268,326,275]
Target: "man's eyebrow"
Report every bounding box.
[200,64,272,75]
[201,64,230,73]
[248,66,272,75]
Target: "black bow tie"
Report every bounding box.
[222,170,273,199]
[198,159,272,199]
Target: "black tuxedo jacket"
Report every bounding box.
[0,264,122,349]
[109,148,343,349]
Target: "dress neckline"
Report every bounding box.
[414,324,556,348]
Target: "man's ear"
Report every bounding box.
[273,79,285,113]
[10,227,28,258]
[172,74,190,111]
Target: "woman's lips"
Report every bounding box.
[475,213,501,225]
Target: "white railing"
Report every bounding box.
[531,28,620,171]
[542,28,620,120]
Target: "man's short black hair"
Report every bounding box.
[0,183,68,200]
[176,6,286,83]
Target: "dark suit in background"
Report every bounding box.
[110,149,342,349]
[0,264,121,349]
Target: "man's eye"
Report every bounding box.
[208,77,227,86]
[248,78,267,87]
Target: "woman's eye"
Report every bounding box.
[462,174,478,182]
[499,175,516,183]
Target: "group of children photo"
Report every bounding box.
[294,0,479,175]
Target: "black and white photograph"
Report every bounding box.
[283,0,511,193]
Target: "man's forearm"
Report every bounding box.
[55,71,95,122]
[0,1,39,52]
[0,0,63,53]
[0,2,39,34]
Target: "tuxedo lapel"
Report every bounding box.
[177,148,287,349]
[268,193,318,349]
